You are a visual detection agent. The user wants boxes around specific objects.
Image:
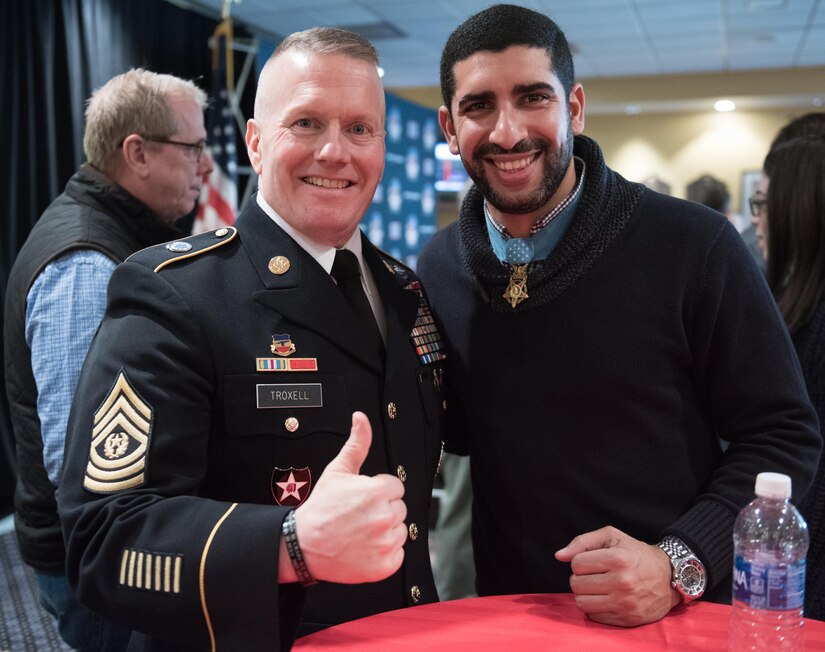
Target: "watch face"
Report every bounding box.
[677,559,706,597]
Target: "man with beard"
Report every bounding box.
[418,4,821,627]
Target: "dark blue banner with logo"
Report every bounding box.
[363,93,438,271]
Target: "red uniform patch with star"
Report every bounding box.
[271,467,312,506]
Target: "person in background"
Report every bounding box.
[418,3,821,627]
[770,112,825,149]
[58,27,445,650]
[687,174,729,216]
[433,453,476,600]
[688,174,764,270]
[4,68,213,651]
[432,178,477,602]
[751,132,825,620]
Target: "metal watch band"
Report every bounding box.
[658,535,692,560]
[657,535,706,602]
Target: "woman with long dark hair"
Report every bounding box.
[752,134,825,620]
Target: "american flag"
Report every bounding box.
[194,17,237,233]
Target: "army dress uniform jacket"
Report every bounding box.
[58,199,446,651]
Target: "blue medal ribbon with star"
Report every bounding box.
[483,183,583,308]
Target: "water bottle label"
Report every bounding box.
[733,555,806,610]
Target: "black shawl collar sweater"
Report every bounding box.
[418,135,821,601]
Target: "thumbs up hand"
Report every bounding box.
[324,409,374,475]
[292,412,407,584]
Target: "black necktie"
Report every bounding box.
[331,249,384,362]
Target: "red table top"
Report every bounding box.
[292,593,825,651]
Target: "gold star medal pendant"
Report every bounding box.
[502,238,533,309]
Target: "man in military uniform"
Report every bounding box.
[59,28,445,650]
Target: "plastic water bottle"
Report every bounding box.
[729,472,808,651]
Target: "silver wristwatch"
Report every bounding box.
[656,536,706,602]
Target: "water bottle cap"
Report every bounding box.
[754,472,792,499]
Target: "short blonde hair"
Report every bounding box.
[255,27,380,120]
[274,26,378,64]
[83,68,207,175]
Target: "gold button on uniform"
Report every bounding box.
[268,256,291,275]
[396,465,407,482]
[387,402,397,420]
[408,523,418,541]
[284,417,299,432]
[410,585,421,604]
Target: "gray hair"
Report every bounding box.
[83,68,207,175]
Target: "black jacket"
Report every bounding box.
[58,198,445,650]
[3,163,177,571]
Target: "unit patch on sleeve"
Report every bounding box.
[83,370,153,493]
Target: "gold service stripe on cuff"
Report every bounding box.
[199,503,238,652]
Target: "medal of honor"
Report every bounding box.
[503,263,529,308]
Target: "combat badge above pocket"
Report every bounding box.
[84,370,153,493]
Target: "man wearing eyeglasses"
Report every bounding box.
[4,67,213,651]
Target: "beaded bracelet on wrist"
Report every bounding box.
[282,509,318,587]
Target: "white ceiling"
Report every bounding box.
[174,0,825,88]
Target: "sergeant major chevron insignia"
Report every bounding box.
[84,370,153,493]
